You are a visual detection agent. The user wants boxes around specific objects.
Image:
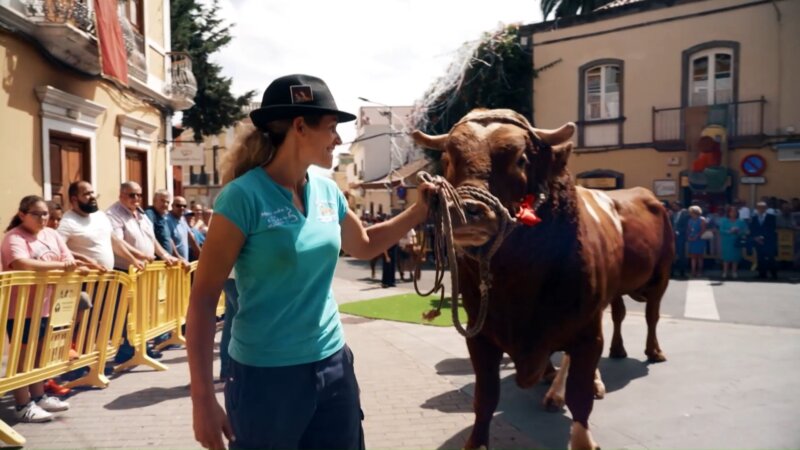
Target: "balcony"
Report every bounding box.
[165,52,198,111]
[653,98,766,150]
[16,0,100,74]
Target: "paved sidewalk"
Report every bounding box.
[4,270,798,448]
[1,277,533,449]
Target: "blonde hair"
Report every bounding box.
[688,205,702,215]
[221,115,323,185]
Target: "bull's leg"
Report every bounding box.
[593,368,606,400]
[543,353,569,410]
[609,295,627,358]
[565,319,603,450]
[465,335,503,449]
[644,290,667,362]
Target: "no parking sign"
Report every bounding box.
[740,154,766,176]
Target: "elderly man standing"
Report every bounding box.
[107,182,178,267]
[107,182,179,362]
[144,189,173,258]
[750,201,778,280]
[167,196,200,260]
[58,181,145,272]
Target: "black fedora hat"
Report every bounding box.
[250,74,356,129]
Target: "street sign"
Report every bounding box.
[740,154,766,176]
[171,141,205,166]
[740,176,766,184]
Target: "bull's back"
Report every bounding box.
[605,187,674,294]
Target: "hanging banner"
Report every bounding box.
[94,0,129,85]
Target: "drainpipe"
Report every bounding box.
[771,0,782,136]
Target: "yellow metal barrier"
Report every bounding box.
[0,270,132,446]
[115,262,184,372]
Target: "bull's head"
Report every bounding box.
[412,109,575,248]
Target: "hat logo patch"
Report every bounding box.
[290,85,314,104]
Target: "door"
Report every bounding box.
[49,133,89,206]
[125,148,148,205]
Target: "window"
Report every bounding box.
[688,49,733,106]
[578,59,624,148]
[585,65,620,121]
[125,0,144,35]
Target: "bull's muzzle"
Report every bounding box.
[450,198,498,247]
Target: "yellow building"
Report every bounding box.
[0,0,196,221]
[521,0,799,207]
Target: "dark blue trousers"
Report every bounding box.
[225,344,365,449]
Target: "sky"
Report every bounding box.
[208,0,544,147]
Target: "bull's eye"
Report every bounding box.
[516,156,528,169]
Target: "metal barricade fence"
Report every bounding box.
[114,262,184,372]
[0,270,132,446]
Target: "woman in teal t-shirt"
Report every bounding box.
[186,74,435,450]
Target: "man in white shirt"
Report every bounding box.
[58,181,144,271]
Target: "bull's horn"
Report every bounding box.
[531,122,576,145]
[410,130,446,151]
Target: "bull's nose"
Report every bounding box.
[463,200,488,220]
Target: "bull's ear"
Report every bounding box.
[531,122,576,146]
[410,130,446,151]
[550,141,573,174]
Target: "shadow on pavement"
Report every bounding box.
[420,389,472,413]
[436,427,469,449]
[597,356,650,394]
[104,383,222,410]
[434,356,512,375]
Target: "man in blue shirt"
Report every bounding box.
[166,195,199,260]
[144,189,172,259]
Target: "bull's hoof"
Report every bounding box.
[569,422,600,450]
[646,350,667,363]
[542,390,565,411]
[608,346,627,359]
[594,379,606,399]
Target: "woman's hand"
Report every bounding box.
[63,260,78,271]
[410,181,439,223]
[193,396,234,449]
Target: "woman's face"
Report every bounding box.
[301,114,342,168]
[19,200,49,234]
[727,207,737,219]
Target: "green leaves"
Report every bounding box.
[171,0,255,141]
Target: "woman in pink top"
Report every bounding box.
[1,195,85,423]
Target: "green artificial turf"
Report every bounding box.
[338,293,468,327]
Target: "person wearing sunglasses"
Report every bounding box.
[106,181,179,269]
[1,195,89,423]
[166,195,200,261]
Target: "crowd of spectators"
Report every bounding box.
[668,196,800,280]
[0,182,214,423]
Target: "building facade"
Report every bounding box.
[343,105,424,216]
[521,0,799,207]
[0,0,195,221]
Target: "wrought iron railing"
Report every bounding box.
[166,52,198,109]
[653,97,765,148]
[24,0,95,35]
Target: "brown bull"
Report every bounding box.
[412,109,673,449]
